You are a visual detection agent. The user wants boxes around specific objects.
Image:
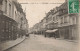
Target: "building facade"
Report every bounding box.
[58,2,79,40]
[43,1,79,40]
[0,0,28,41]
[29,0,79,40]
[45,7,59,37]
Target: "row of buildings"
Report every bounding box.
[30,0,79,40]
[0,0,28,41]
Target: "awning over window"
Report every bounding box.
[46,29,58,33]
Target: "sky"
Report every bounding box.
[18,0,65,28]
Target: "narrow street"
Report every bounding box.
[5,34,78,51]
[0,0,79,51]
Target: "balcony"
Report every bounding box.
[58,23,69,27]
[58,21,77,28]
[46,22,58,30]
[46,20,58,25]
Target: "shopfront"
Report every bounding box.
[0,14,18,41]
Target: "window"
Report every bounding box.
[63,10,65,13]
[6,21,9,32]
[9,4,11,17]
[61,17,63,24]
[5,0,7,13]
[64,16,68,23]
[53,17,55,21]
[73,17,76,24]
[8,22,11,32]
[15,11,16,19]
[2,20,5,32]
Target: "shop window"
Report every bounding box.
[2,21,5,32]
[8,22,11,32]
[6,21,9,32]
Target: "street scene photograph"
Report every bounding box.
[0,0,80,51]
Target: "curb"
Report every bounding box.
[56,38,78,43]
[46,37,78,43]
[3,38,26,51]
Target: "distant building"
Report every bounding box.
[38,17,47,34]
[45,7,59,37]
[46,7,59,30]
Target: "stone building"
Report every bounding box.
[45,7,59,37]
[41,0,79,40]
[38,17,47,34]
[0,0,18,41]
[0,0,28,41]
[58,1,79,40]
[29,0,79,40]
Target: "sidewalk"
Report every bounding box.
[0,36,26,51]
[56,38,79,43]
[38,35,78,43]
[36,35,79,51]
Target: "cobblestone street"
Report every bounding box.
[5,34,78,51]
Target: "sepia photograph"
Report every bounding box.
[0,0,80,51]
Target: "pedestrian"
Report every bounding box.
[45,34,46,37]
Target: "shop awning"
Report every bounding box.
[46,29,58,33]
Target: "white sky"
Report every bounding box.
[18,0,65,28]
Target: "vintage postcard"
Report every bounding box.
[0,0,80,51]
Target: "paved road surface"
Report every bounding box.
[5,34,78,51]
